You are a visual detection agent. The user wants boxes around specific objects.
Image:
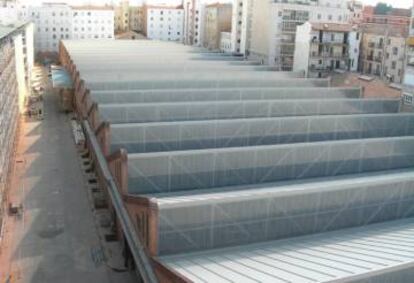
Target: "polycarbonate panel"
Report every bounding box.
[91,87,361,104]
[86,78,329,91]
[63,40,293,73]
[100,99,400,124]
[127,137,414,194]
[156,170,414,255]
[110,113,414,153]
[82,70,303,82]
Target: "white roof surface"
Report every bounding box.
[159,218,414,282]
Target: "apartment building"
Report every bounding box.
[360,24,407,84]
[114,0,143,34]
[347,0,363,24]
[231,0,253,55]
[143,5,184,42]
[183,0,205,46]
[71,6,114,41]
[203,3,232,50]
[250,0,351,70]
[294,22,360,78]
[129,6,144,32]
[0,0,19,25]
[220,31,232,53]
[363,6,411,26]
[114,0,129,33]
[23,3,72,53]
[18,3,114,53]
[0,21,34,233]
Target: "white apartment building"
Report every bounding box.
[144,5,184,42]
[231,0,252,55]
[220,31,232,53]
[24,3,72,53]
[294,22,360,78]
[72,7,114,40]
[183,0,205,46]
[19,3,114,53]
[0,1,19,25]
[250,0,351,70]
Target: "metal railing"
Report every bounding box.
[83,121,158,283]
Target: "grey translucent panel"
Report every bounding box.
[81,70,303,82]
[100,99,400,124]
[156,170,414,255]
[76,64,277,73]
[86,78,329,91]
[127,137,414,194]
[63,41,267,72]
[111,114,414,154]
[91,87,361,104]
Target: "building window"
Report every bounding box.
[393,47,398,55]
[392,61,396,69]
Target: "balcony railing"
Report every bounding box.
[312,52,347,59]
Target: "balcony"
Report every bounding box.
[312,52,347,59]
[368,42,383,49]
[309,65,332,72]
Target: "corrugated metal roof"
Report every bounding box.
[159,218,414,283]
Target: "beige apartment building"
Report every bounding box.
[129,6,143,32]
[203,3,232,50]
[114,0,129,33]
[361,24,407,83]
[114,0,143,34]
